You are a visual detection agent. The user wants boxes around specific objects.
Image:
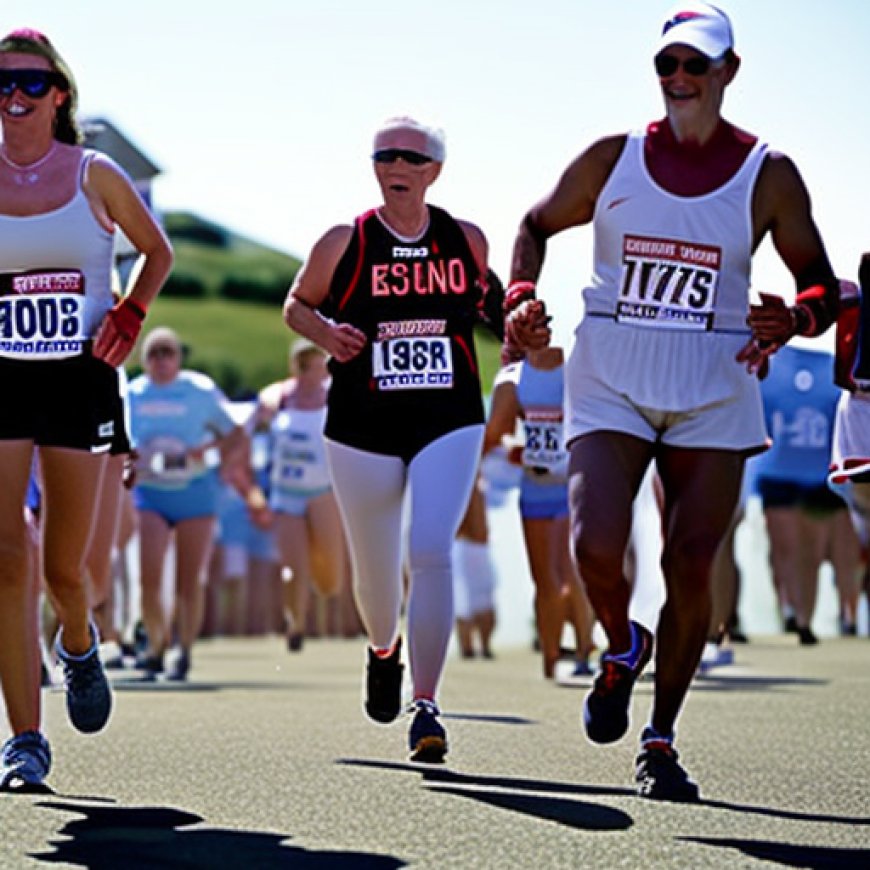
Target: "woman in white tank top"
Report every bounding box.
[255,340,354,652]
[0,29,171,792]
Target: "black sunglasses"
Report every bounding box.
[654,53,715,78]
[372,148,432,166]
[147,345,178,359]
[0,69,66,99]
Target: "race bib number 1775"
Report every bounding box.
[617,235,721,331]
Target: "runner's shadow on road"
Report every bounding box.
[341,760,870,831]
[107,678,306,693]
[688,675,828,692]
[29,800,405,869]
[680,836,870,868]
[339,759,634,832]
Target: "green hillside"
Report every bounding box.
[134,212,501,398]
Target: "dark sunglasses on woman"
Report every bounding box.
[372,148,433,166]
[0,69,66,99]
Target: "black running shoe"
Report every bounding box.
[635,739,700,803]
[583,621,653,744]
[166,649,191,682]
[287,633,304,653]
[364,638,404,724]
[797,626,819,646]
[55,628,112,734]
[134,651,164,680]
[408,700,447,763]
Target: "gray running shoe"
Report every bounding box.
[0,731,52,793]
[55,626,113,734]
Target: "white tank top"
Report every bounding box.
[584,131,767,331]
[0,150,115,359]
[269,404,331,495]
[570,130,768,411]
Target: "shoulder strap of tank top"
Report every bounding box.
[78,148,98,187]
[336,208,375,313]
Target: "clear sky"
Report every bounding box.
[4,0,869,349]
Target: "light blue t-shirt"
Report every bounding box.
[747,345,839,489]
[128,370,236,491]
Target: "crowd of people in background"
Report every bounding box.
[4,3,870,805]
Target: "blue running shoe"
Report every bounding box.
[583,620,653,744]
[364,639,404,724]
[408,700,447,763]
[0,731,52,794]
[55,625,113,734]
[635,729,700,802]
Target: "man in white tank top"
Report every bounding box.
[504,1,839,802]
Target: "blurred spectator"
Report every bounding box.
[484,347,596,679]
[254,340,355,651]
[747,344,862,644]
[453,475,497,659]
[128,328,266,680]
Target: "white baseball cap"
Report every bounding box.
[657,2,734,59]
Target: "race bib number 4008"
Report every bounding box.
[617,235,722,331]
[0,270,87,360]
[372,336,454,391]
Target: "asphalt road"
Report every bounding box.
[2,634,869,868]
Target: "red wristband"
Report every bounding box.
[504,281,537,314]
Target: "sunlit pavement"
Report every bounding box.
[3,632,869,869]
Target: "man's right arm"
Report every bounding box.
[504,135,626,355]
[511,134,627,283]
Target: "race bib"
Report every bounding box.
[372,335,454,391]
[0,270,87,359]
[617,236,721,331]
[522,408,568,475]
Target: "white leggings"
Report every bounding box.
[325,425,483,700]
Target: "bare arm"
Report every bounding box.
[749,153,838,341]
[505,135,626,355]
[86,156,174,366]
[483,378,521,455]
[457,219,489,277]
[87,156,173,311]
[511,135,626,283]
[282,226,367,362]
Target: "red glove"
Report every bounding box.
[93,297,147,367]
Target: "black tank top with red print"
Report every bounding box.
[321,205,486,458]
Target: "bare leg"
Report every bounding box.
[39,446,107,655]
[172,516,216,653]
[521,516,567,677]
[274,512,314,643]
[763,506,802,627]
[137,510,173,657]
[0,441,41,734]
[651,447,744,736]
[568,432,653,655]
